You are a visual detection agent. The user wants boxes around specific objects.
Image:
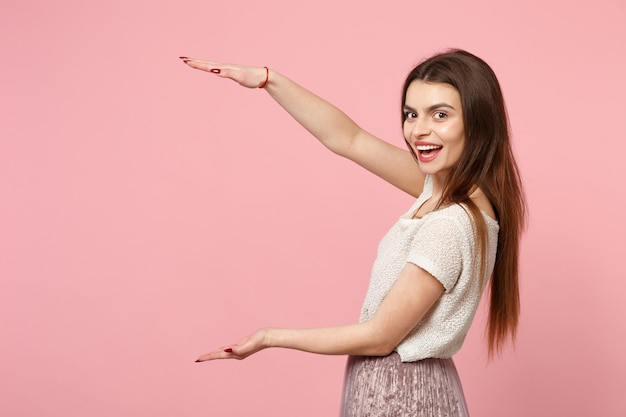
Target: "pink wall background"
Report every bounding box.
[2,0,625,415]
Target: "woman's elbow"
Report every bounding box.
[360,324,399,356]
[366,342,396,357]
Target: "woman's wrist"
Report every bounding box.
[258,67,269,88]
[259,327,276,349]
[261,68,279,92]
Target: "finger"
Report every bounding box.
[195,351,228,362]
[183,60,221,73]
[178,56,221,71]
[195,347,238,362]
[179,57,217,65]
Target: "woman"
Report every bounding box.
[181,49,525,416]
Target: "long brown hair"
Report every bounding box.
[401,49,526,357]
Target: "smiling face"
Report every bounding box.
[403,80,465,183]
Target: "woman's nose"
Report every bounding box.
[411,118,431,137]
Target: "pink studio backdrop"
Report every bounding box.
[1,0,625,416]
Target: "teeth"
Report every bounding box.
[416,145,442,151]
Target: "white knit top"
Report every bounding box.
[359,176,499,362]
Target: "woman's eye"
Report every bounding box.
[404,111,417,120]
[433,111,447,120]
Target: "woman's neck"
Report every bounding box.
[429,173,448,202]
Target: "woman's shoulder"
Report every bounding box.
[469,187,496,221]
[432,189,498,225]
[428,202,499,233]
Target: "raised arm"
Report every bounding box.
[195,263,444,361]
[180,58,425,197]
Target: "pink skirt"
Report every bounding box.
[339,353,470,417]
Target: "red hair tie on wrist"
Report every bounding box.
[258,66,269,89]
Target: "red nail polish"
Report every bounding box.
[210,69,221,74]
[224,347,233,353]
[179,56,189,60]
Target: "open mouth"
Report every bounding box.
[416,145,442,154]
[415,145,443,162]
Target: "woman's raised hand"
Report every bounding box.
[179,57,269,89]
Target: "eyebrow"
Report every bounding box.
[403,103,457,112]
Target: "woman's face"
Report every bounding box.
[403,80,465,180]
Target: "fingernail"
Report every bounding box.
[210,69,221,74]
[195,359,202,362]
[224,347,233,353]
[179,56,189,60]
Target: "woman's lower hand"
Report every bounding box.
[195,328,270,362]
[179,57,269,89]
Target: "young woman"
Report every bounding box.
[181,49,526,416]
